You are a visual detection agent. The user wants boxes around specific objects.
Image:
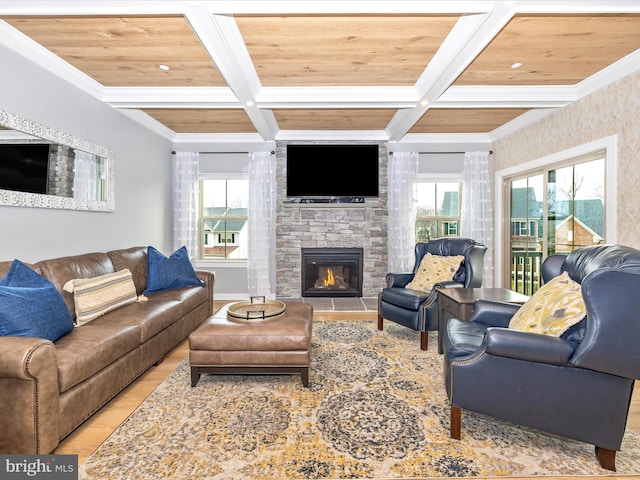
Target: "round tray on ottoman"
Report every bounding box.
[226,297,286,322]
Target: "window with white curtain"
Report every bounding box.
[199,176,248,260]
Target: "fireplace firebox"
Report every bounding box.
[301,247,363,297]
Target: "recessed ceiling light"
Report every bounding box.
[420,100,429,106]
[511,62,523,69]
[159,64,171,71]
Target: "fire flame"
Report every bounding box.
[324,268,335,286]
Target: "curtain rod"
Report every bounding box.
[172,150,276,155]
[389,150,492,155]
[172,150,491,155]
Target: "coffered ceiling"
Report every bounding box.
[1,1,639,150]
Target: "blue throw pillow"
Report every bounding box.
[0,260,74,342]
[143,246,204,295]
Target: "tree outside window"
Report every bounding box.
[199,178,248,260]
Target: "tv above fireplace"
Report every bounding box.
[286,144,379,199]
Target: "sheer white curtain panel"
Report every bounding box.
[73,150,103,200]
[460,151,494,287]
[387,151,418,273]
[248,151,276,299]
[173,151,199,260]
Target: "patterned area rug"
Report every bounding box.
[80,321,640,479]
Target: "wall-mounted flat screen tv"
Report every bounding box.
[0,144,50,194]
[286,144,379,198]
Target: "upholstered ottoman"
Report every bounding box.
[188,301,313,386]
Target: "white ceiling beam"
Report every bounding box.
[186,11,261,101]
[203,1,494,15]
[276,130,389,141]
[103,87,240,108]
[0,1,188,15]
[3,1,639,16]
[256,86,418,109]
[204,0,640,15]
[185,9,278,140]
[386,7,515,141]
[435,85,576,108]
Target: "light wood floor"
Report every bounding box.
[55,303,640,480]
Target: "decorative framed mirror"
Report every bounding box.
[0,109,114,212]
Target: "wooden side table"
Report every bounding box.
[436,287,529,354]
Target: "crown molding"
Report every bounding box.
[116,109,176,141]
[0,19,104,100]
[575,49,640,98]
[487,50,640,141]
[488,108,558,141]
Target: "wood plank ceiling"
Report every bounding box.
[1,2,639,143]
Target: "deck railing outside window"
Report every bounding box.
[510,250,542,296]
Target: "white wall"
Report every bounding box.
[0,44,174,262]
[419,152,464,174]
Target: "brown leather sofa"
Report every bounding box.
[0,246,214,454]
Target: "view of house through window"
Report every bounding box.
[508,156,605,295]
[199,178,248,260]
[415,181,462,242]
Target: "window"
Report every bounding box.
[506,155,605,295]
[547,158,605,254]
[199,177,248,260]
[415,181,462,242]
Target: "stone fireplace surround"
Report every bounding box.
[275,140,388,298]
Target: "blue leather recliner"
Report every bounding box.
[443,244,640,471]
[378,238,487,350]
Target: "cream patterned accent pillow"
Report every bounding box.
[509,271,586,337]
[63,269,138,325]
[405,253,464,292]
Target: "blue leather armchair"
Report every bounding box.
[443,244,640,471]
[378,238,487,350]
